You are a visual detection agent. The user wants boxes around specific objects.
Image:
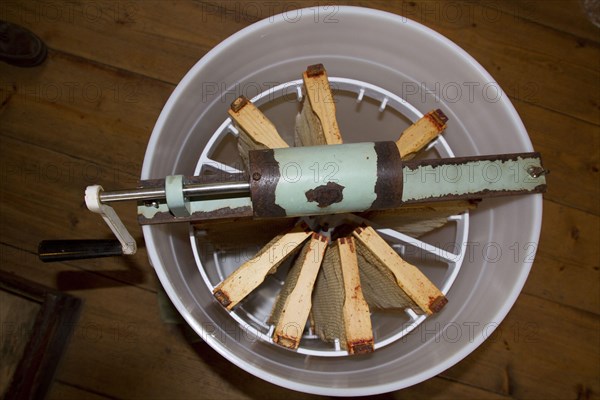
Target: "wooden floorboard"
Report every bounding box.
[1,241,597,399]
[48,381,116,400]
[515,99,599,215]
[522,200,599,314]
[485,0,600,43]
[206,0,600,124]
[440,293,599,399]
[1,1,598,399]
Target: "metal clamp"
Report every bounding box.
[165,175,191,217]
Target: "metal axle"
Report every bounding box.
[99,181,251,203]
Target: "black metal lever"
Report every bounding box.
[38,239,123,262]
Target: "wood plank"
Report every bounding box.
[337,237,374,355]
[526,252,599,315]
[392,377,511,400]
[537,201,599,269]
[297,64,343,146]
[48,381,113,400]
[270,233,328,349]
[1,0,250,84]
[397,109,448,160]
[8,0,598,126]
[515,99,600,216]
[3,58,593,317]
[228,95,289,168]
[203,0,599,50]
[0,291,41,397]
[0,244,325,400]
[520,200,600,314]
[385,0,600,67]
[208,0,600,124]
[0,50,171,173]
[212,223,312,309]
[352,225,447,315]
[0,135,155,291]
[381,0,600,124]
[440,294,600,399]
[484,0,600,43]
[311,238,374,353]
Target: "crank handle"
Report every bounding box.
[38,185,137,262]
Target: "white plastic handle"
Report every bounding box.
[84,185,137,255]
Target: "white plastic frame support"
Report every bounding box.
[85,185,137,255]
[191,76,470,356]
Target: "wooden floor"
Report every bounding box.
[1,1,598,399]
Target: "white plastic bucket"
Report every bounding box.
[141,6,542,396]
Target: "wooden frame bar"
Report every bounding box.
[396,109,448,160]
[295,63,343,146]
[213,222,312,309]
[270,233,328,349]
[228,95,289,167]
[0,270,82,399]
[338,237,375,354]
[352,225,447,315]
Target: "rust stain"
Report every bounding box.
[305,181,345,208]
[299,221,311,232]
[371,141,404,211]
[138,205,253,225]
[273,333,299,349]
[403,152,542,170]
[213,289,231,308]
[348,339,374,355]
[230,95,249,112]
[306,63,325,77]
[402,185,547,204]
[347,237,355,253]
[428,295,448,313]
[425,108,449,131]
[249,149,287,218]
[527,165,547,178]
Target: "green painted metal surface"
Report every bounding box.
[402,155,546,202]
[272,143,379,216]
